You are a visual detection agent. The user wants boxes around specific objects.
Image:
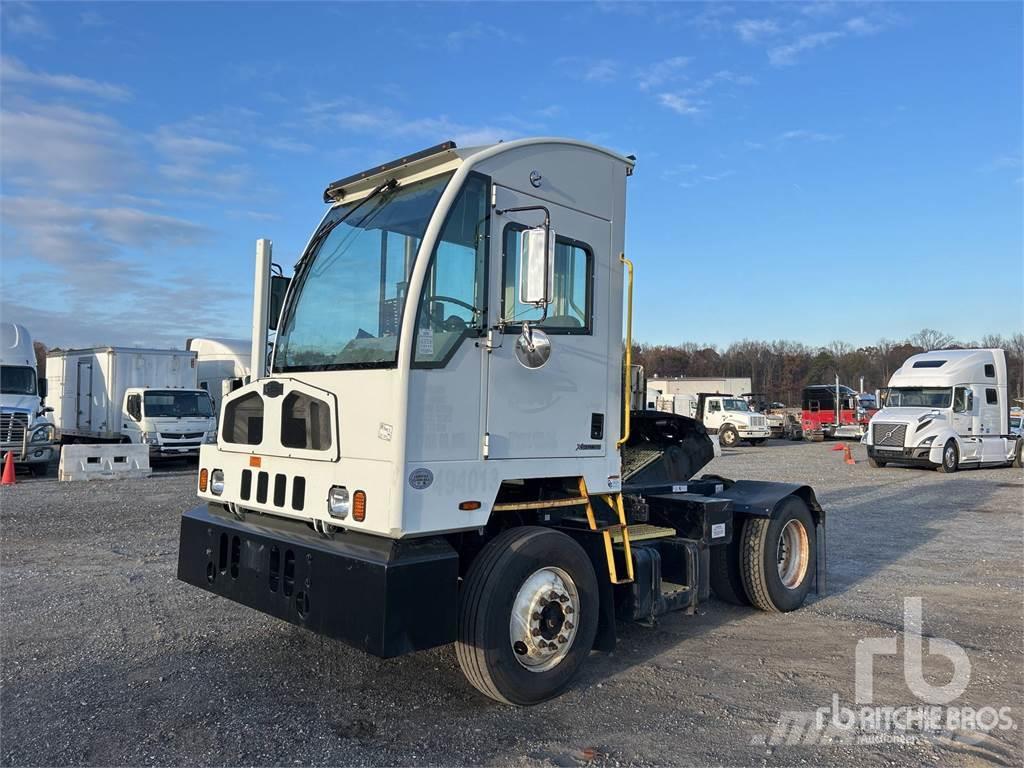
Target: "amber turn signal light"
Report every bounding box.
[458,501,481,511]
[198,468,208,492]
[353,490,367,522]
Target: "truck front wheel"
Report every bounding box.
[456,526,599,705]
[937,440,959,473]
[719,425,739,448]
[740,497,816,612]
[868,457,887,468]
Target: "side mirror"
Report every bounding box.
[269,274,290,331]
[518,226,553,306]
[37,378,48,398]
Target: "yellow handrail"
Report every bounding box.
[617,252,634,448]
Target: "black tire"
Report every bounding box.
[937,440,959,473]
[27,463,48,477]
[748,438,767,446]
[719,425,739,448]
[709,535,751,606]
[1011,439,1023,469]
[868,457,887,468]
[456,526,599,705]
[740,497,816,612]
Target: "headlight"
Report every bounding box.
[30,428,49,443]
[327,486,350,519]
[142,432,160,445]
[918,436,935,447]
[203,431,217,445]
[210,469,225,496]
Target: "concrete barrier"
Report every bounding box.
[58,444,151,482]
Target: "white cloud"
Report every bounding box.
[0,56,132,101]
[3,2,52,39]
[658,93,702,116]
[444,22,521,51]
[845,16,881,36]
[778,129,842,142]
[636,56,691,91]
[558,57,618,83]
[768,31,844,66]
[734,19,780,43]
[0,102,140,194]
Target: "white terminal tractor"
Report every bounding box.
[178,138,828,704]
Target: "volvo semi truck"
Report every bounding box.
[0,323,57,476]
[47,347,216,460]
[866,348,1023,472]
[177,138,827,705]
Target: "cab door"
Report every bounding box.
[484,185,611,460]
[952,385,981,460]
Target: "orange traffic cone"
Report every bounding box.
[1,452,15,485]
[843,445,856,465]
[831,444,845,451]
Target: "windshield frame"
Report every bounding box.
[273,172,455,373]
[0,365,37,396]
[722,398,750,412]
[142,389,214,419]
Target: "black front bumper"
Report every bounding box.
[867,445,935,465]
[177,504,459,657]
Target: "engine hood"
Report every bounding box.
[871,407,946,425]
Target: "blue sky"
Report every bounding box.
[1,1,1021,350]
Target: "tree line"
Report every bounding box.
[633,329,1024,407]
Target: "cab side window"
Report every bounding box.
[126,394,142,421]
[501,227,592,332]
[953,387,973,413]
[412,175,489,367]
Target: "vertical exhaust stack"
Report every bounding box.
[251,239,272,381]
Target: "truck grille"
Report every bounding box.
[161,432,205,440]
[240,469,306,512]
[0,412,28,445]
[872,423,907,447]
[750,415,766,428]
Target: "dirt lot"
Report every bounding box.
[1,441,1021,767]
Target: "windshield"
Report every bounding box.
[882,387,952,408]
[143,390,213,418]
[0,366,36,395]
[275,173,453,370]
[723,398,750,412]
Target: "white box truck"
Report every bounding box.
[866,348,1023,472]
[46,347,216,460]
[185,337,251,413]
[655,392,770,446]
[0,322,58,475]
[177,138,827,705]
[647,376,752,400]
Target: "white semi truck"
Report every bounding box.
[866,348,1023,472]
[0,323,58,475]
[655,392,770,447]
[186,337,252,413]
[47,347,216,460]
[177,138,827,705]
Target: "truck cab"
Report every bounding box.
[0,323,57,476]
[694,393,770,447]
[122,387,216,459]
[866,349,1023,472]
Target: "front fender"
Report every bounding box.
[925,426,960,464]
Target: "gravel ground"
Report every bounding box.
[1,441,1021,767]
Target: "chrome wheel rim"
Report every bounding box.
[509,567,579,672]
[776,519,810,589]
[945,445,956,467]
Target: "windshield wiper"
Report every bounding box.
[296,177,399,271]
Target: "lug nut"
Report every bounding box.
[565,621,574,630]
[558,594,569,603]
[565,606,574,614]
[548,591,559,600]
[531,628,541,637]
[532,612,542,621]
[539,598,549,607]
[557,635,567,644]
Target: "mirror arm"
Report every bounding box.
[495,203,552,318]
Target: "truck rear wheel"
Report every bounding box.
[456,526,598,705]
[719,425,739,448]
[937,440,959,473]
[740,497,816,612]
[1012,439,1023,469]
[709,535,751,606]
